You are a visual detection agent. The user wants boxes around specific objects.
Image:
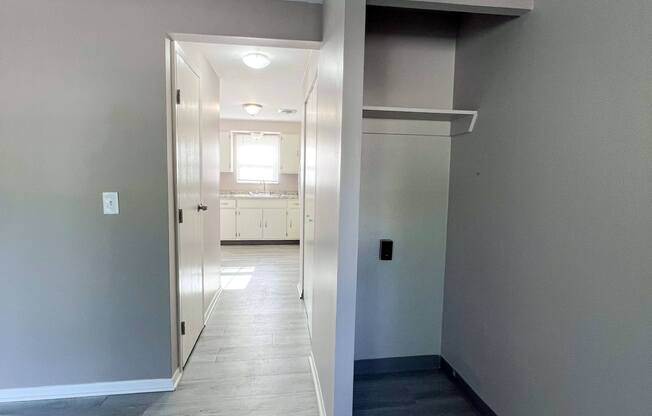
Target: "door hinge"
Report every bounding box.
[178,209,184,224]
[176,89,181,105]
[180,321,186,335]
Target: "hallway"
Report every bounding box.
[0,245,319,416]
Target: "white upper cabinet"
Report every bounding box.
[280,134,300,174]
[219,131,234,173]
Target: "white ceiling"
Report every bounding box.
[192,43,314,122]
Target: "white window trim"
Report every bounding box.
[233,130,281,184]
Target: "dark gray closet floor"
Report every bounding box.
[353,370,482,416]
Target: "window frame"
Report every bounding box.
[233,130,282,184]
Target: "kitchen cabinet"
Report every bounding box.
[220,198,300,241]
[280,134,300,174]
[263,208,287,239]
[287,208,300,240]
[237,208,263,239]
[219,199,237,240]
[219,131,233,173]
[220,209,237,240]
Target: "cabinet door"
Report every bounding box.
[237,208,262,239]
[280,134,300,174]
[263,208,287,240]
[219,131,233,173]
[220,209,237,240]
[287,208,300,240]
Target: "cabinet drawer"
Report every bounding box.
[220,199,236,209]
[287,200,300,208]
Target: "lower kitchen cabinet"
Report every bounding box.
[220,199,299,241]
[263,208,287,239]
[220,208,237,240]
[287,208,300,240]
[237,208,263,239]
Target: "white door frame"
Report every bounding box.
[165,34,321,381]
[298,73,318,299]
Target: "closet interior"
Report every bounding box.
[353,3,528,414]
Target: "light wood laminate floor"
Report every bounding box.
[0,245,318,416]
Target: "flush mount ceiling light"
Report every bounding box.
[242,53,270,69]
[243,103,263,116]
[278,108,298,115]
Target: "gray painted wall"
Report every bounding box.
[355,7,457,362]
[444,1,652,415]
[363,7,458,108]
[356,134,450,360]
[0,0,320,390]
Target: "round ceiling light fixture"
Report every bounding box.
[243,103,263,116]
[278,108,298,115]
[242,52,271,69]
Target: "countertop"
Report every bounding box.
[220,192,299,200]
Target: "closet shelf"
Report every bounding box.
[362,106,478,136]
[366,0,533,16]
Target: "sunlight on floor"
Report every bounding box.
[220,266,255,290]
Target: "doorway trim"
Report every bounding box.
[298,72,318,299]
[165,33,322,382]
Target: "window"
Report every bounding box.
[235,132,280,184]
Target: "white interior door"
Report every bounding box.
[302,81,318,335]
[175,52,204,367]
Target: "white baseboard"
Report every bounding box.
[309,352,327,416]
[0,375,178,404]
[204,288,222,324]
[171,367,183,389]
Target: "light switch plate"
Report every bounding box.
[102,192,120,215]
